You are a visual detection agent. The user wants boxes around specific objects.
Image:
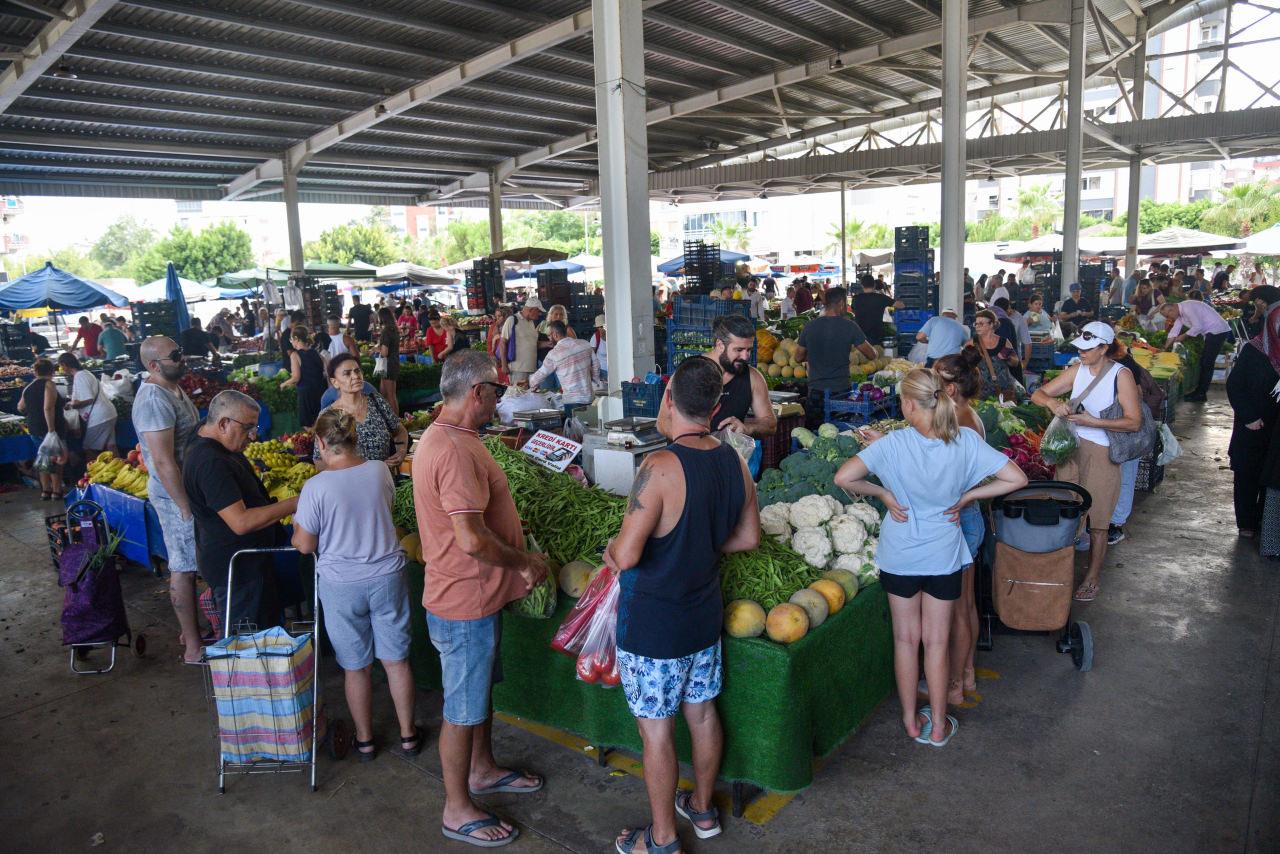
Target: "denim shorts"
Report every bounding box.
[318,572,411,671]
[150,491,197,573]
[426,611,503,726]
[617,641,722,720]
[960,504,985,566]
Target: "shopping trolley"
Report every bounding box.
[978,481,1096,672]
[202,547,350,793]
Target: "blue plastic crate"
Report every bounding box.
[1054,351,1075,366]
[665,324,757,373]
[893,309,935,334]
[622,381,665,418]
[1026,340,1057,371]
[673,296,751,327]
[823,388,899,425]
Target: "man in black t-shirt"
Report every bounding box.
[179,317,220,365]
[795,287,879,428]
[183,390,297,631]
[851,274,902,341]
[1055,282,1094,337]
[348,295,374,342]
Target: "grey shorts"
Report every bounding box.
[426,611,503,726]
[83,418,116,450]
[318,572,412,671]
[150,490,197,573]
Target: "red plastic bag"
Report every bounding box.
[574,574,620,688]
[550,565,617,657]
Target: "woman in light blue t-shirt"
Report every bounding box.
[835,369,1025,749]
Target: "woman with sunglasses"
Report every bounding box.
[971,310,1019,399]
[279,325,326,428]
[1031,322,1143,603]
[316,353,408,472]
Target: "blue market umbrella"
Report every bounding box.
[0,261,128,311]
[165,262,192,333]
[655,249,750,275]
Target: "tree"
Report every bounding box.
[427,220,491,266]
[707,217,752,251]
[304,221,398,266]
[1114,197,1211,234]
[4,246,105,282]
[132,221,254,283]
[827,219,865,264]
[90,216,156,274]
[1015,183,1061,236]
[1202,180,1280,236]
[650,230,661,255]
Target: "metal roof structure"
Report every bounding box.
[0,0,1263,207]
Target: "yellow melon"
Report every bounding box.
[724,600,767,638]
[781,366,794,378]
[809,579,845,615]
[821,568,859,601]
[789,588,830,628]
[766,603,810,643]
[559,560,596,598]
[793,366,807,379]
[399,533,422,563]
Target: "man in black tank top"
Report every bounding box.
[603,357,761,854]
[664,314,777,439]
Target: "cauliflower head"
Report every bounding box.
[789,494,834,528]
[821,494,844,517]
[831,553,866,575]
[845,501,882,533]
[828,515,868,555]
[791,526,833,569]
[759,503,793,539]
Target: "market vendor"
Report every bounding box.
[852,274,903,342]
[1162,300,1231,403]
[794,287,877,428]
[915,307,970,367]
[501,297,542,384]
[1056,283,1095,335]
[98,320,127,361]
[183,389,298,632]
[669,313,775,437]
[180,318,221,367]
[527,320,598,416]
[1024,293,1053,336]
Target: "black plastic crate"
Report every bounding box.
[1136,454,1164,492]
[895,225,930,252]
[666,322,755,372]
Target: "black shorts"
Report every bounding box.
[879,568,963,601]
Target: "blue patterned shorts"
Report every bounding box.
[617,641,722,719]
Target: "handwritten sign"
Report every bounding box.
[519,430,583,472]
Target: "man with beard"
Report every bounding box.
[667,314,776,438]
[133,336,206,664]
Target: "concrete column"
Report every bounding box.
[940,0,967,314]
[488,175,503,254]
[1124,17,1148,279]
[1061,0,1087,301]
[282,165,304,272]
[593,0,654,395]
[839,179,847,285]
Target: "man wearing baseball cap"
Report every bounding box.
[1056,283,1095,337]
[502,298,543,384]
[1030,321,1144,603]
[590,314,607,379]
[915,307,970,367]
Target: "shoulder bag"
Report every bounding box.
[1099,367,1157,464]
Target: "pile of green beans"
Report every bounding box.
[719,537,822,610]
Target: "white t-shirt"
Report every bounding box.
[989,285,1011,304]
[1070,360,1124,447]
[780,297,796,319]
[293,460,404,584]
[72,370,115,428]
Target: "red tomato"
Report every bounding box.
[601,660,621,687]
[575,655,598,683]
[593,646,614,677]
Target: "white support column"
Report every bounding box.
[282,165,304,273]
[593,0,655,395]
[940,0,968,313]
[1061,0,1087,301]
[1124,17,1147,279]
[488,175,504,254]
[839,179,848,285]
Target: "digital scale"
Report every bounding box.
[581,417,667,497]
[511,408,564,433]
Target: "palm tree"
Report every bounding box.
[1016,183,1061,237]
[827,219,865,266]
[1202,180,1280,236]
[707,218,753,251]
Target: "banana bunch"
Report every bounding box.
[87,454,149,498]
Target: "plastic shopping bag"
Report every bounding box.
[907,341,929,364]
[573,572,621,688]
[35,431,68,471]
[1038,414,1079,466]
[1156,422,1181,466]
[713,427,757,463]
[550,565,616,658]
[101,370,135,403]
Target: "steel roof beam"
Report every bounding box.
[20,88,328,125]
[699,0,843,51]
[803,0,895,37]
[35,69,361,110]
[0,0,120,114]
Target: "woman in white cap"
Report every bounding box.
[590,314,607,380]
[1030,321,1143,602]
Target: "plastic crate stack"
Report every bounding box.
[893,226,936,357]
[1135,432,1165,492]
[1078,263,1109,304]
[465,258,504,315]
[536,269,572,309]
[1026,340,1057,372]
[569,293,603,340]
[666,319,756,373]
[621,379,666,419]
[760,413,804,472]
[131,301,178,340]
[683,240,721,295]
[823,388,899,425]
[319,283,341,318]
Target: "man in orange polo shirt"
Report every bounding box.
[412,349,549,849]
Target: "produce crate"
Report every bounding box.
[621,380,665,419]
[760,413,804,473]
[823,388,898,425]
[893,309,934,334]
[894,225,930,252]
[1054,351,1076,367]
[1136,453,1164,492]
[666,322,756,373]
[673,296,750,327]
[1027,341,1057,372]
[893,258,934,278]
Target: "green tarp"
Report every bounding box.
[404,565,893,793]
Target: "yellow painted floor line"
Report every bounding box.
[495,712,797,826]
[975,667,1002,680]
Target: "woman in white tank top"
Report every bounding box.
[1030,322,1143,603]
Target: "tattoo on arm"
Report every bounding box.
[627,463,652,513]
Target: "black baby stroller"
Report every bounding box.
[978,481,1095,672]
[54,500,146,674]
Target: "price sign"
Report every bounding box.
[519,430,582,473]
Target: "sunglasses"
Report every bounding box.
[227,417,258,435]
[1077,330,1106,342]
[472,381,506,399]
[157,348,183,363]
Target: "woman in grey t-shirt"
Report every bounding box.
[291,408,421,762]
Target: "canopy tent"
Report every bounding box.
[136,273,213,302]
[656,249,750,275]
[851,250,895,266]
[1096,227,1244,257]
[992,232,1126,261]
[302,262,377,279]
[1241,223,1280,255]
[371,261,456,286]
[508,260,587,279]
[489,247,569,264]
[164,262,192,333]
[0,262,128,311]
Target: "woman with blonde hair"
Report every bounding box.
[539,304,577,338]
[836,368,1026,748]
[292,408,421,761]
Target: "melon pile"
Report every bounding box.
[765,338,808,380]
[849,344,896,382]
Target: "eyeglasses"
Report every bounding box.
[472,381,506,399]
[227,417,258,435]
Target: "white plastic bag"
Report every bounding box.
[101,370,135,403]
[372,354,387,377]
[563,416,585,443]
[907,341,928,364]
[1156,422,1181,466]
[1051,318,1066,344]
[495,391,553,425]
[713,427,757,463]
[34,431,68,471]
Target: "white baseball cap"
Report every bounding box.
[524,297,544,311]
[594,314,606,328]
[1071,320,1115,350]
[940,307,958,316]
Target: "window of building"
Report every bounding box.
[1201,24,1220,43]
[987,194,999,208]
[1081,176,1102,191]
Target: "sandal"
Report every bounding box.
[354,737,377,763]
[470,769,544,797]
[442,811,518,849]
[391,724,425,758]
[675,790,721,839]
[40,491,51,501]
[1073,581,1100,602]
[616,825,680,854]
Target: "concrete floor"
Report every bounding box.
[0,391,1275,853]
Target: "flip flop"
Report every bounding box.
[469,770,543,797]
[928,715,959,748]
[441,812,518,848]
[616,825,680,854]
[914,706,934,744]
[675,790,721,839]
[1073,582,1099,602]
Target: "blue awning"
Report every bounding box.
[0,262,128,311]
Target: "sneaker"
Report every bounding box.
[1107,525,1125,545]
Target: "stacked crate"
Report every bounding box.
[536,268,572,309]
[893,227,936,356]
[1011,254,1060,312]
[131,300,178,340]
[569,292,603,340]
[667,296,753,373]
[465,258,504,315]
[683,240,721,295]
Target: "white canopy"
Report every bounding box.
[1241,223,1280,255]
[372,261,456,285]
[131,276,218,302]
[1096,226,1244,257]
